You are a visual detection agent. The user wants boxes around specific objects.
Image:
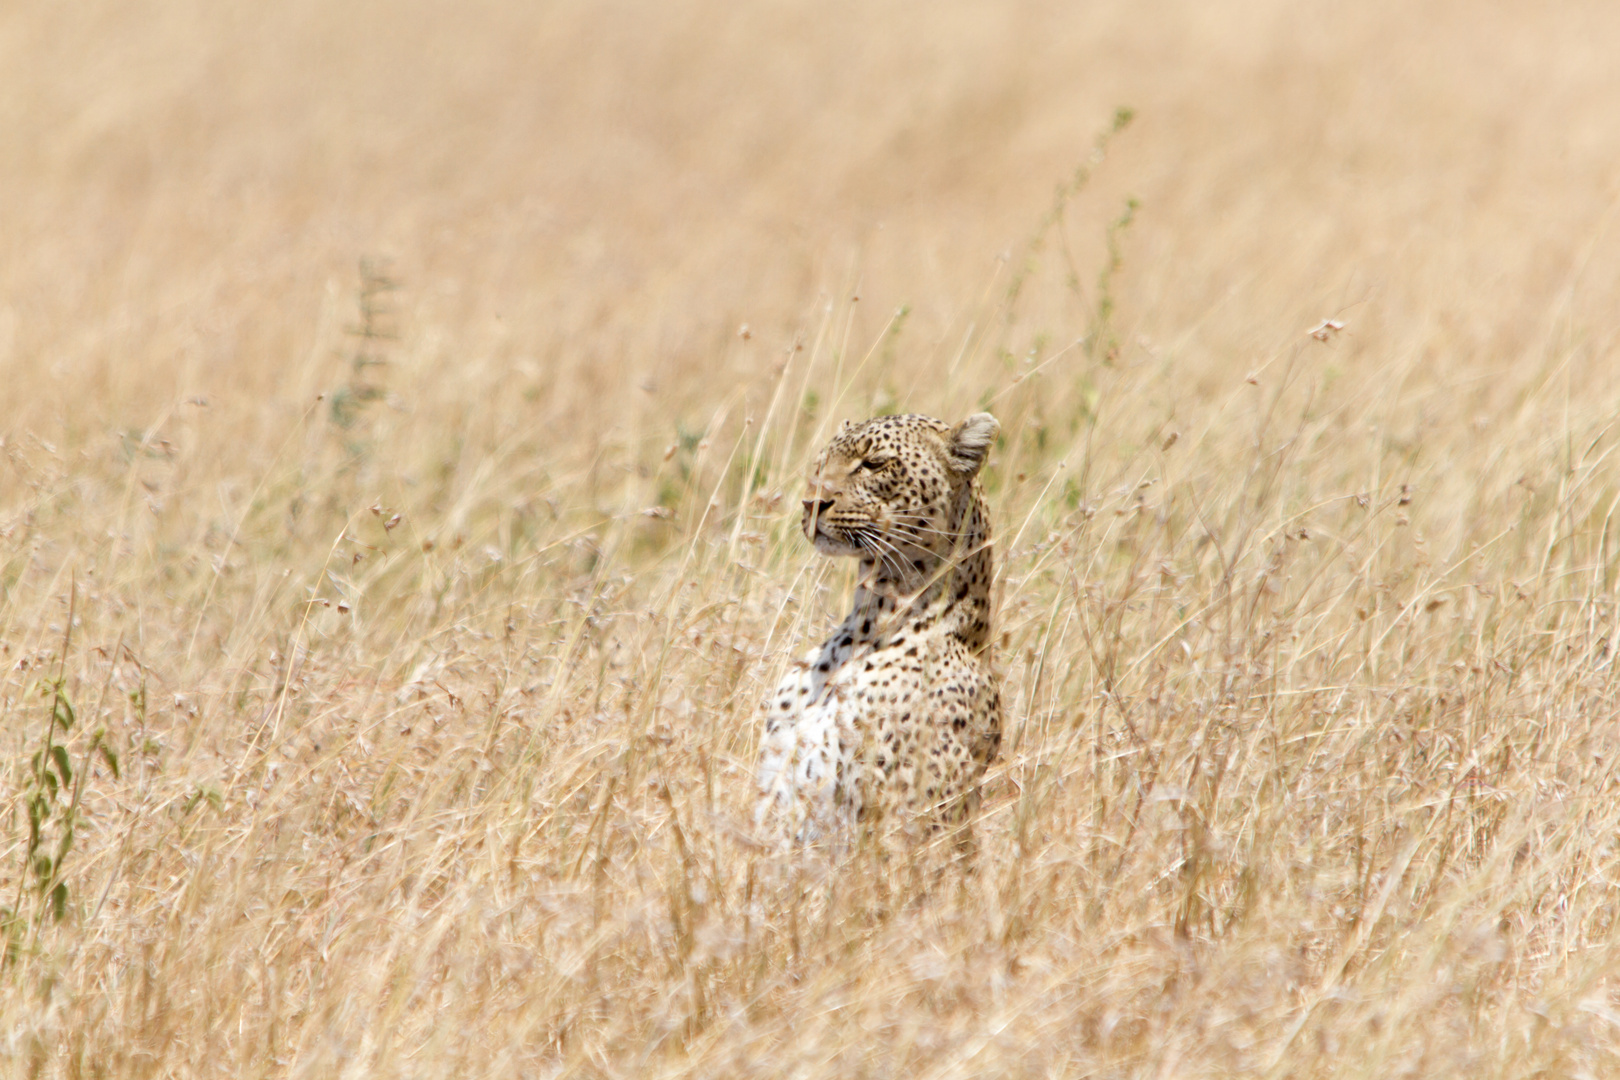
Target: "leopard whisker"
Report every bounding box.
[849,526,914,579]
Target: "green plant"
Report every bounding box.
[330,257,399,432]
[3,589,118,960]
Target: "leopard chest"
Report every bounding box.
[823,637,929,721]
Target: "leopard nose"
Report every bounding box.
[803,498,834,516]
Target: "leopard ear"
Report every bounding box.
[947,412,999,476]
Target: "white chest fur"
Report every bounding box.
[753,621,872,839]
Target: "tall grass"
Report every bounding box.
[5,1,1620,1075]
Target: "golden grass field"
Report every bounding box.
[6,0,1620,1075]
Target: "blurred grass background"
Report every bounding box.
[4,1,1620,1076]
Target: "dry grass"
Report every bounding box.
[6,1,1620,1075]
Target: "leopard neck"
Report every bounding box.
[850,483,993,653]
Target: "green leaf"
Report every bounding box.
[183,785,223,814]
[51,744,72,790]
[100,743,121,781]
[54,693,76,730]
[49,883,68,923]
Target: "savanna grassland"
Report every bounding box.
[6,1,1620,1075]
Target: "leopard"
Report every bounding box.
[754,411,1003,842]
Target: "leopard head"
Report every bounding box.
[801,412,998,581]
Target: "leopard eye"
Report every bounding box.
[856,457,889,472]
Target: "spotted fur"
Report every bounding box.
[755,412,1003,840]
